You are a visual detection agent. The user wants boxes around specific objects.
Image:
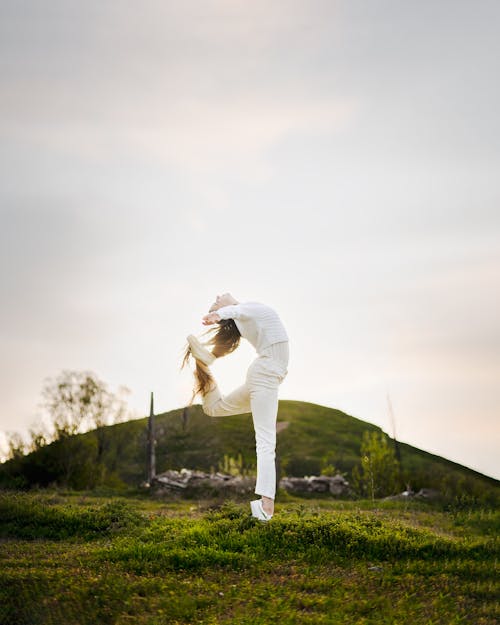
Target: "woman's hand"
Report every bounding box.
[202,312,221,325]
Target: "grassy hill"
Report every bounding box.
[1,400,498,503]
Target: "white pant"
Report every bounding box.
[202,341,289,499]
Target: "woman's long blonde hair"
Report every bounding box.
[180,319,241,406]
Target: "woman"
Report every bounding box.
[180,293,289,521]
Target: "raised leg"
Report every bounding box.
[202,377,252,417]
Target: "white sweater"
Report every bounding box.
[216,301,289,354]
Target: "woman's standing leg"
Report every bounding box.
[249,384,280,512]
[248,342,289,516]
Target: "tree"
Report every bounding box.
[27,418,51,453]
[41,370,124,438]
[40,370,132,487]
[351,430,401,500]
[4,431,26,461]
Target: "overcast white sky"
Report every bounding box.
[1,1,499,479]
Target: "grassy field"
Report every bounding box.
[0,490,498,625]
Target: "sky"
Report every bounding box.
[1,1,499,479]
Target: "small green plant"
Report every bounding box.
[218,452,252,477]
[321,463,338,476]
[351,430,401,500]
[444,492,481,514]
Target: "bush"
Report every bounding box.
[0,493,145,540]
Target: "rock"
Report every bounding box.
[279,474,350,496]
[384,487,442,501]
[414,488,441,499]
[149,469,352,498]
[150,469,256,496]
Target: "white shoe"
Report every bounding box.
[187,334,216,366]
[250,499,273,521]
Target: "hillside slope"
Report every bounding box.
[1,400,498,501]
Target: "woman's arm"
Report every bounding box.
[215,304,245,320]
[202,312,221,325]
[201,303,248,325]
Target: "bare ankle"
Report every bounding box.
[261,496,274,514]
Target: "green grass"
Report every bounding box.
[0,491,498,624]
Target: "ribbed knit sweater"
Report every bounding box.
[216,301,289,355]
